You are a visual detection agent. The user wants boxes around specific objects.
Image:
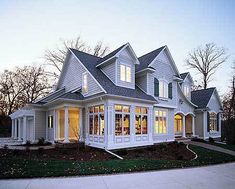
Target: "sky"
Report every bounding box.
[0,0,234,96]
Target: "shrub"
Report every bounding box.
[37,147,44,155]
[25,146,30,153]
[209,137,215,143]
[116,149,128,156]
[3,144,8,149]
[37,137,45,146]
[26,140,31,146]
[159,143,167,150]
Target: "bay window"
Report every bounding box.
[120,64,131,82]
[155,110,167,134]
[115,105,130,135]
[89,105,105,136]
[135,107,148,135]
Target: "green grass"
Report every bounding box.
[1,145,235,179]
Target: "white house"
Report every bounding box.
[9,43,223,149]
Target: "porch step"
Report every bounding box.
[175,137,191,143]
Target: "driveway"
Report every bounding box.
[1,162,235,189]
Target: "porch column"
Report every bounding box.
[11,119,14,138]
[23,116,27,143]
[14,119,17,139]
[79,108,83,141]
[182,116,186,138]
[18,118,22,141]
[63,107,69,143]
[192,116,195,136]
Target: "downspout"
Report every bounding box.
[105,149,123,160]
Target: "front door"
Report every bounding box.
[174,114,182,135]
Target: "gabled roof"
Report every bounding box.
[191,87,215,109]
[69,49,156,102]
[136,46,165,72]
[180,72,189,80]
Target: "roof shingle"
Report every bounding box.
[191,88,215,109]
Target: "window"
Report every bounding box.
[120,64,131,82]
[48,115,53,129]
[209,112,217,131]
[159,80,168,98]
[89,105,105,135]
[183,85,190,98]
[155,110,167,134]
[135,107,148,135]
[115,105,130,135]
[82,73,88,93]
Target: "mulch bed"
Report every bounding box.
[0,142,195,162]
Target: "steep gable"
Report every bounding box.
[191,88,215,109]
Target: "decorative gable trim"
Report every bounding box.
[69,49,107,94]
[148,46,180,77]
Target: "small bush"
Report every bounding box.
[116,149,128,156]
[37,137,45,146]
[25,146,30,153]
[12,149,19,156]
[159,143,167,150]
[26,140,31,146]
[3,144,8,149]
[37,147,44,155]
[209,137,214,143]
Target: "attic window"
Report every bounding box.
[82,73,88,93]
[120,64,131,82]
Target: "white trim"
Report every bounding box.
[69,49,107,94]
[135,67,156,74]
[206,88,223,110]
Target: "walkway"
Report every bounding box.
[187,141,235,157]
[1,162,235,189]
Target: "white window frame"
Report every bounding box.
[135,107,148,135]
[120,64,131,83]
[159,79,168,98]
[82,72,88,94]
[114,105,130,136]
[154,109,168,134]
[209,111,217,132]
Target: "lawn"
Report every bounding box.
[0,144,235,179]
[213,143,235,152]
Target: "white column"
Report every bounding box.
[63,107,69,143]
[130,105,135,143]
[79,108,83,141]
[182,116,186,138]
[18,118,22,141]
[11,119,14,138]
[23,116,27,143]
[14,119,17,139]
[46,111,48,141]
[192,116,195,136]
[53,109,56,142]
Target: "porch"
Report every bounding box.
[174,112,195,138]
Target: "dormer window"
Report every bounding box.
[183,85,190,98]
[159,80,168,98]
[82,73,88,93]
[120,64,131,82]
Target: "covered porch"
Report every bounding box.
[174,112,195,138]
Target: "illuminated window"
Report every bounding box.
[155,110,167,134]
[159,80,168,98]
[120,64,131,82]
[82,73,88,93]
[209,112,217,131]
[115,105,130,135]
[135,107,148,135]
[88,105,105,136]
[174,114,182,133]
[48,115,53,129]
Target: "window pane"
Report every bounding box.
[142,115,148,134]
[136,107,141,114]
[120,65,126,81]
[135,115,141,135]
[94,106,99,113]
[89,115,93,135]
[159,111,162,117]
[142,107,148,114]
[155,110,159,116]
[89,107,93,113]
[159,117,163,133]
[163,111,166,117]
[94,114,99,135]
[99,105,104,112]
[115,114,122,135]
[155,117,159,134]
[115,105,122,112]
[99,114,105,135]
[159,81,164,97]
[163,117,166,133]
[123,106,130,113]
[126,66,131,82]
[123,114,130,135]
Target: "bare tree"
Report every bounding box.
[44,36,109,79]
[0,66,51,115]
[186,43,228,89]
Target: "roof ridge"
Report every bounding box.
[138,45,166,59]
[69,48,101,58]
[192,87,216,93]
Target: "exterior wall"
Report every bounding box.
[116,48,135,89]
[148,50,177,108]
[34,110,46,140]
[100,60,116,83]
[136,74,147,93]
[58,54,103,96]
[26,117,34,141]
[47,110,54,142]
[195,111,204,138]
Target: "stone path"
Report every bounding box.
[187,141,235,157]
[1,162,235,189]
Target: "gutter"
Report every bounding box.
[105,149,123,160]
